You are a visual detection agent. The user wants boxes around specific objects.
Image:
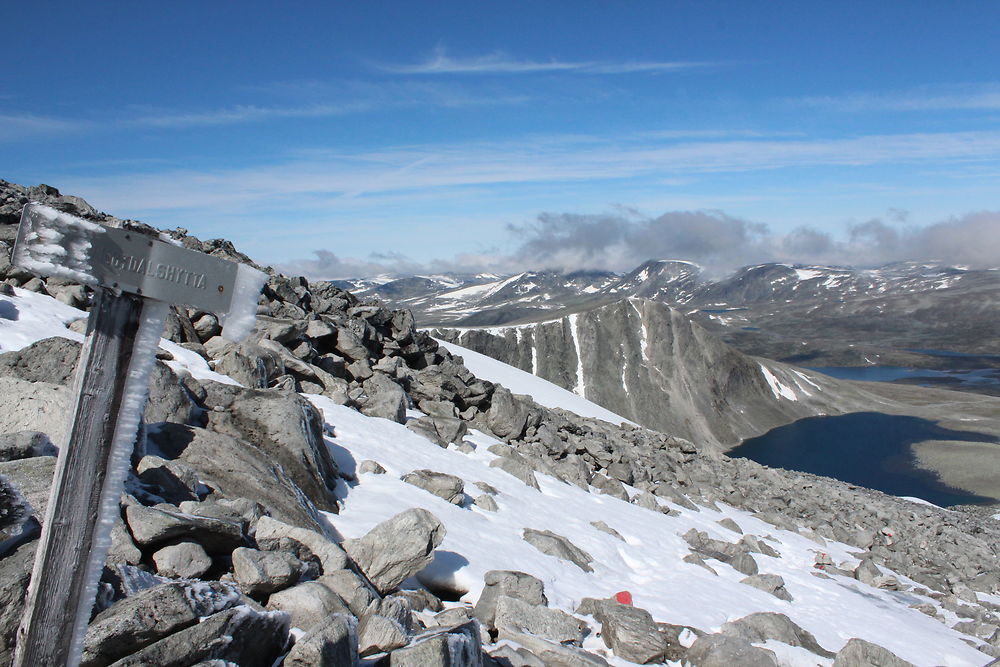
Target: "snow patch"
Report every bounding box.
[760,364,798,401]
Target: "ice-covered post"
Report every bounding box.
[9,203,266,667]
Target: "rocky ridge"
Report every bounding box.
[0,181,998,665]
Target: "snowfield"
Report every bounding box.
[0,286,994,666]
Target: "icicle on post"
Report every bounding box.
[9,203,266,667]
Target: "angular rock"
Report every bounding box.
[494,595,585,645]
[319,569,381,616]
[144,361,198,425]
[402,469,465,505]
[156,424,327,533]
[721,612,835,658]
[0,336,80,385]
[486,387,529,441]
[685,634,779,667]
[254,515,348,574]
[283,613,359,667]
[474,570,547,630]
[125,504,244,553]
[360,374,407,423]
[358,460,386,475]
[473,495,498,512]
[591,520,624,540]
[729,552,759,576]
[82,582,242,667]
[210,340,285,389]
[343,508,446,594]
[152,541,213,579]
[740,573,793,601]
[358,613,410,657]
[266,581,352,631]
[489,455,539,490]
[594,602,672,663]
[388,620,482,666]
[0,431,57,461]
[522,528,593,572]
[407,415,468,448]
[203,388,340,512]
[106,606,289,667]
[231,546,305,595]
[832,638,917,667]
[495,631,608,667]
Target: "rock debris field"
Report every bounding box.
[0,181,999,666]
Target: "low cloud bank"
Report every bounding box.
[281,209,1000,280]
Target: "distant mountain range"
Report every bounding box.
[334,259,1000,375]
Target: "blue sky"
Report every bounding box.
[4,1,1000,276]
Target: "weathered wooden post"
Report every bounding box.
[8,203,266,667]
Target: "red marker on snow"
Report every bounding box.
[615,591,633,605]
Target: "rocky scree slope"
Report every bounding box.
[0,181,998,665]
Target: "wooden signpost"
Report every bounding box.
[9,203,266,667]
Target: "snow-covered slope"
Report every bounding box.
[1,286,996,666]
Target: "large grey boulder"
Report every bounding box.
[832,638,918,667]
[522,528,593,572]
[154,423,327,533]
[0,431,57,461]
[407,415,468,448]
[402,469,465,505]
[106,605,289,667]
[388,620,482,666]
[82,581,242,667]
[592,602,673,663]
[473,570,547,630]
[266,581,352,631]
[721,612,834,658]
[283,613,359,667]
[684,634,779,667]
[254,515,348,574]
[231,546,306,596]
[360,373,407,423]
[0,376,68,444]
[203,388,340,512]
[358,613,410,657]
[486,386,529,441]
[493,595,585,645]
[0,336,80,385]
[343,508,446,594]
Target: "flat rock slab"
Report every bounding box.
[401,469,465,505]
[125,504,244,553]
[387,620,482,666]
[522,528,593,572]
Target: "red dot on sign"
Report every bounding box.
[615,591,633,605]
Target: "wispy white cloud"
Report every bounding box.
[377,46,713,75]
[128,103,371,128]
[59,129,1000,215]
[798,84,1000,112]
[0,113,88,141]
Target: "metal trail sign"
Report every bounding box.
[9,203,266,667]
